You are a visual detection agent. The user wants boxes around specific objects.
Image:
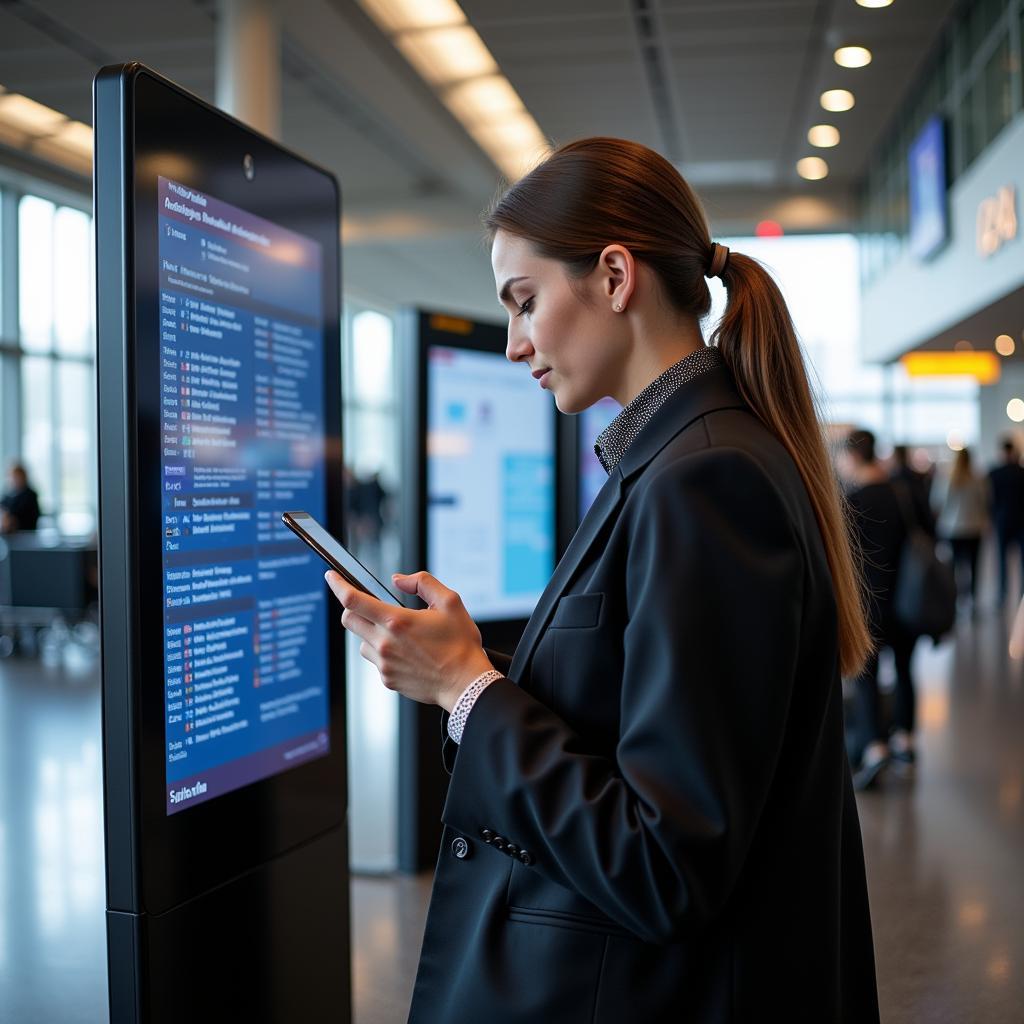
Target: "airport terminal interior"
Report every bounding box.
[1,0,1024,1020]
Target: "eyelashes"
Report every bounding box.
[515,297,535,318]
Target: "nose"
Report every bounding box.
[505,319,534,364]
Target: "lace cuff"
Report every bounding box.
[447,669,504,744]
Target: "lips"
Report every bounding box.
[531,367,550,380]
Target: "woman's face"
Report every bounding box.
[491,230,627,414]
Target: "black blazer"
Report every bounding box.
[409,366,880,1023]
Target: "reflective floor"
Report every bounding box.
[1,609,1022,1022]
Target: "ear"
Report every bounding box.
[597,244,636,312]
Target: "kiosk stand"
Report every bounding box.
[94,64,350,1023]
[397,310,562,871]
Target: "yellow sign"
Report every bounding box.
[901,351,1001,384]
[977,185,1018,257]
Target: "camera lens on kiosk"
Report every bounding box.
[243,153,255,180]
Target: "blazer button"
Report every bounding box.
[480,828,494,844]
[493,837,507,852]
[506,844,519,858]
[451,836,471,860]
[518,850,534,866]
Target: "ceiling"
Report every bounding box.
[0,0,959,318]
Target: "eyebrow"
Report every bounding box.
[498,276,530,305]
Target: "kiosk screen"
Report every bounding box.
[158,176,329,814]
[426,344,555,620]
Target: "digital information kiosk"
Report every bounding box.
[397,310,560,869]
[95,65,350,1023]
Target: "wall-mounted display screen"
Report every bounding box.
[157,176,329,814]
[578,397,620,521]
[426,344,555,621]
[908,116,948,261]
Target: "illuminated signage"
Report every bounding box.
[901,351,1001,384]
[976,185,1018,257]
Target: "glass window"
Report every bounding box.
[982,35,1012,147]
[20,355,54,514]
[351,309,394,405]
[53,206,92,357]
[18,196,56,353]
[56,361,94,533]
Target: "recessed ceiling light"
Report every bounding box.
[797,157,829,180]
[808,124,840,148]
[856,0,893,8]
[1008,398,1024,423]
[835,46,873,68]
[954,339,974,351]
[996,334,1016,356]
[821,89,855,112]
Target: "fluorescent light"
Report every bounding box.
[834,46,872,68]
[357,0,465,32]
[797,157,829,180]
[996,334,1016,356]
[821,89,855,112]
[50,120,93,157]
[358,0,550,179]
[807,124,840,148]
[856,0,893,7]
[468,115,549,180]
[396,26,498,84]
[444,75,523,124]
[0,92,66,135]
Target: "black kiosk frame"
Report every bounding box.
[397,309,564,870]
[95,64,350,1023]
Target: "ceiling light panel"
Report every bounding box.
[820,89,855,112]
[807,124,840,148]
[396,27,498,85]
[797,157,829,180]
[359,0,465,33]
[834,46,872,68]
[444,76,523,124]
[0,93,67,135]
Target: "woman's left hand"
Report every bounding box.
[325,570,495,712]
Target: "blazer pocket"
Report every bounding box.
[550,592,604,629]
[506,905,630,938]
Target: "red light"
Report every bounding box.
[756,220,784,237]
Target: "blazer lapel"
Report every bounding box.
[507,364,749,684]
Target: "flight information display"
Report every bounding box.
[427,345,555,621]
[157,176,330,814]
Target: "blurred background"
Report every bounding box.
[0,0,1022,1020]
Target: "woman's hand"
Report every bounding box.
[325,570,495,712]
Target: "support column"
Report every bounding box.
[215,0,282,140]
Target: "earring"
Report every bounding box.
[613,303,623,312]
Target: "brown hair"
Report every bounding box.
[486,137,870,677]
[949,447,974,488]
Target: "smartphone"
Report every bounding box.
[281,510,402,606]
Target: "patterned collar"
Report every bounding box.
[594,345,724,474]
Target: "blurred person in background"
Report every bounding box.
[890,444,935,537]
[933,447,989,613]
[839,429,920,789]
[987,437,1024,605]
[0,462,41,533]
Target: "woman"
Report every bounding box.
[327,138,879,1021]
[933,447,989,611]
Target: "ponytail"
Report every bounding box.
[711,254,871,677]
[486,137,871,678]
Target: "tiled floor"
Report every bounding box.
[1,608,1022,1022]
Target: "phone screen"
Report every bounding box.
[282,511,402,606]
